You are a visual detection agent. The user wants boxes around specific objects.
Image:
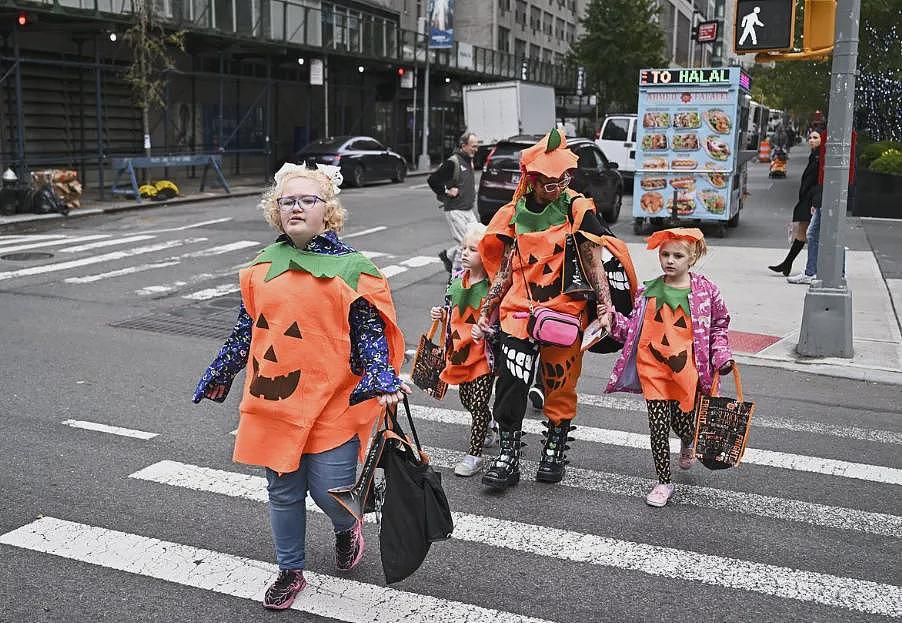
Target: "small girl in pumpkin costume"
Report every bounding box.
[193,160,410,610]
[430,222,498,477]
[606,228,733,508]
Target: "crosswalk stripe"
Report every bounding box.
[421,446,900,538]
[400,255,441,268]
[182,283,240,300]
[128,461,902,617]
[64,242,258,285]
[61,419,158,439]
[0,238,207,281]
[0,517,553,623]
[410,405,902,485]
[136,268,238,297]
[59,235,156,253]
[0,234,67,245]
[0,234,110,254]
[380,265,408,278]
[343,226,387,239]
[576,393,902,445]
[140,217,233,234]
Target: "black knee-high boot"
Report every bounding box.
[769,239,805,276]
[482,429,524,490]
[536,419,575,483]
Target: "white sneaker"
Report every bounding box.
[787,273,815,284]
[454,454,485,477]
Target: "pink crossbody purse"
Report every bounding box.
[513,241,582,348]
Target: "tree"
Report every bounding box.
[122,0,185,158]
[570,0,666,115]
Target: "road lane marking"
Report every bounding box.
[0,234,67,246]
[59,235,156,253]
[343,226,387,239]
[0,517,554,623]
[140,217,233,233]
[181,240,260,258]
[400,255,441,268]
[61,419,158,440]
[360,251,389,259]
[0,234,110,254]
[127,461,902,617]
[380,265,408,278]
[136,268,240,297]
[182,283,240,300]
[0,238,207,281]
[410,405,902,485]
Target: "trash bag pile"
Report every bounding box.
[139,179,180,201]
[31,169,82,214]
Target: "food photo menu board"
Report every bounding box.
[633,68,742,221]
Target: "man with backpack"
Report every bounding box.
[428,132,479,273]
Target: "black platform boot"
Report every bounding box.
[482,429,525,490]
[535,419,575,483]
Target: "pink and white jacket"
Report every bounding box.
[606,272,732,396]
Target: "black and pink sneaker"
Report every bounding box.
[335,520,365,571]
[263,569,306,610]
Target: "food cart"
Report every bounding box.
[632,67,752,237]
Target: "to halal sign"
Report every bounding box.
[734,0,796,53]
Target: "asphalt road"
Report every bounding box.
[0,161,900,622]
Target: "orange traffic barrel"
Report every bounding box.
[758,138,771,162]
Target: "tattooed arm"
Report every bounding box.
[475,240,514,339]
[578,238,613,331]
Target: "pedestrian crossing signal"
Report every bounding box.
[801,0,836,53]
[734,0,796,53]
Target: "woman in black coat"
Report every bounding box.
[769,131,822,276]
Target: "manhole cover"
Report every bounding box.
[1,251,54,261]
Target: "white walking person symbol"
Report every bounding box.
[738,6,764,45]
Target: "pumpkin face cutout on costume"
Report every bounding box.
[248,313,304,400]
[523,241,566,303]
[646,306,691,374]
[448,329,472,366]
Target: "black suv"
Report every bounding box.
[477,136,623,225]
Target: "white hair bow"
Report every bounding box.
[274,161,344,195]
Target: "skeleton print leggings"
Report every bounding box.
[646,399,696,484]
[459,373,495,457]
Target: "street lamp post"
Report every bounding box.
[417,21,432,172]
[797,0,859,358]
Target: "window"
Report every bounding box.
[565,22,575,42]
[530,43,541,58]
[530,6,541,31]
[543,48,552,63]
[498,26,511,52]
[601,118,630,142]
[543,12,553,35]
[514,38,527,58]
[658,2,675,60]
[555,17,564,39]
[515,0,527,26]
[577,147,603,170]
[360,139,384,151]
[675,11,690,65]
[499,0,511,11]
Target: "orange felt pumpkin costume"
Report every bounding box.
[440,271,491,385]
[233,247,404,474]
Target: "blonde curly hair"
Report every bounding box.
[260,168,346,234]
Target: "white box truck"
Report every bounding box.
[463,81,556,145]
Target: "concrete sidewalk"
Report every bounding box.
[0,168,433,228]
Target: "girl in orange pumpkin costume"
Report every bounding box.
[606,228,733,508]
[430,222,497,477]
[193,161,410,610]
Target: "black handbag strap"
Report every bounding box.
[387,396,422,453]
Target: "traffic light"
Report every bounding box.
[802,0,835,52]
[17,11,27,26]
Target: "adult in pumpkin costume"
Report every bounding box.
[606,228,733,508]
[193,160,409,610]
[476,129,635,489]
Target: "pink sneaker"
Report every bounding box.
[679,440,696,470]
[335,519,365,571]
[263,569,306,610]
[646,483,675,507]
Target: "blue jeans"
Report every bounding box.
[265,436,359,570]
[805,207,821,277]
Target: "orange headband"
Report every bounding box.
[645,228,705,250]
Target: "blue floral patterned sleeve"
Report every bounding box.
[348,297,403,405]
[192,303,252,403]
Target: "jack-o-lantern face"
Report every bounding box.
[448,329,471,366]
[525,242,565,303]
[249,313,304,400]
[646,306,690,373]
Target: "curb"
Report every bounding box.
[0,169,434,230]
[734,353,902,386]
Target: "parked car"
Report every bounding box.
[595,114,637,190]
[477,135,623,225]
[296,136,407,187]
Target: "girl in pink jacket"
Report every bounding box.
[606,228,733,507]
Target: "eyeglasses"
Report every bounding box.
[277,195,325,212]
[534,173,571,193]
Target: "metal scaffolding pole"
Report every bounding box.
[95,39,105,199]
[12,30,26,182]
[797,0,860,358]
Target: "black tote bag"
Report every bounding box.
[379,397,453,583]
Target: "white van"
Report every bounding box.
[595,114,637,188]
